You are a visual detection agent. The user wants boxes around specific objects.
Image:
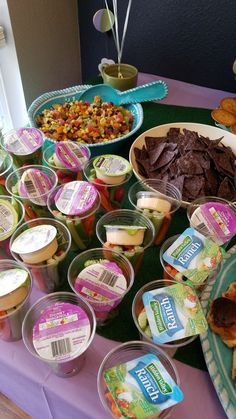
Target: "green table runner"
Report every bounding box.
[59,97,217,371]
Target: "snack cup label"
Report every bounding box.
[0,268,29,297]
[142,283,208,344]
[93,154,131,177]
[55,181,98,215]
[11,224,57,255]
[19,168,53,206]
[33,302,91,361]
[163,227,225,285]
[103,353,183,418]
[196,202,236,245]
[55,142,89,172]
[4,128,43,155]
[75,261,127,312]
[0,200,18,240]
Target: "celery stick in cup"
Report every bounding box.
[0,149,13,195]
[128,179,181,245]
[83,154,133,212]
[43,141,91,184]
[10,218,71,293]
[68,248,134,326]
[48,180,100,251]
[6,165,58,220]
[0,196,25,259]
[1,127,44,166]
[96,209,155,273]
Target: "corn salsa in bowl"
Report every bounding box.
[28,84,143,156]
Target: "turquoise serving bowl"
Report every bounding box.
[28,84,143,157]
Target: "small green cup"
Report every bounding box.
[101,63,138,91]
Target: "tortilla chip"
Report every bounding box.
[170,175,185,193]
[134,128,236,202]
[218,177,236,200]
[204,168,218,195]
[149,142,166,166]
[183,175,206,199]
[149,149,177,171]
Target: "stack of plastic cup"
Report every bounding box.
[10,218,71,293]
[6,165,58,220]
[22,292,96,377]
[128,179,182,245]
[132,279,197,357]
[68,248,134,326]
[0,260,32,341]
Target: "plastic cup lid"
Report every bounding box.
[11,224,57,255]
[3,127,43,156]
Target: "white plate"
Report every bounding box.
[129,122,236,206]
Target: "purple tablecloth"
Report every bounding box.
[0,332,227,419]
[1,74,234,418]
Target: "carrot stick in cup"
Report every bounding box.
[100,193,113,212]
[23,203,37,219]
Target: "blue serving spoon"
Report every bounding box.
[79,81,168,105]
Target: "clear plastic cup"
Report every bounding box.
[10,218,71,293]
[132,280,197,357]
[43,141,91,184]
[0,127,44,166]
[68,248,134,326]
[128,179,182,245]
[47,183,101,251]
[0,149,13,195]
[96,209,155,274]
[5,165,58,220]
[22,291,96,377]
[187,196,236,247]
[0,260,32,342]
[0,195,25,259]
[83,157,133,212]
[97,340,181,419]
[159,234,222,295]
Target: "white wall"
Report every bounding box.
[0,0,28,130]
[0,0,82,130]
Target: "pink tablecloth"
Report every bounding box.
[1,74,234,418]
